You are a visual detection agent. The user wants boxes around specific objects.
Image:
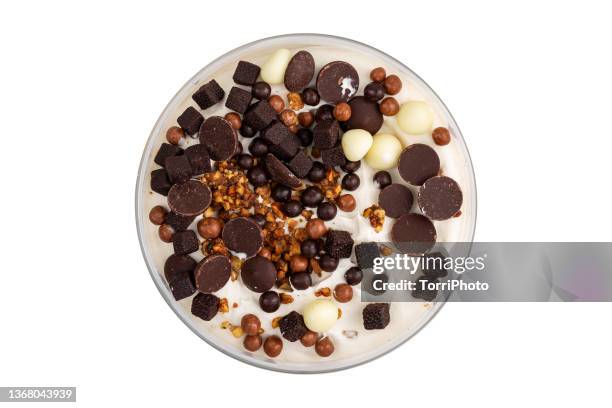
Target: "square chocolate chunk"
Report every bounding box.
[164,254,197,300]
[154,143,183,167]
[165,212,195,231]
[244,101,277,130]
[261,121,291,145]
[287,149,313,178]
[165,155,192,184]
[321,145,347,167]
[233,61,261,86]
[177,106,203,136]
[225,86,252,114]
[313,120,340,149]
[184,144,211,176]
[355,242,379,269]
[167,270,195,300]
[172,230,199,255]
[192,293,220,321]
[363,303,391,330]
[325,230,354,259]
[269,134,300,161]
[150,168,172,196]
[192,79,225,110]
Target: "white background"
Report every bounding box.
[1,1,611,407]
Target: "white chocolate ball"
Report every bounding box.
[397,101,434,134]
[364,133,403,170]
[341,129,373,161]
[303,299,338,333]
[261,48,292,85]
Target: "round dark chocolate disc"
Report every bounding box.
[194,254,231,293]
[391,213,437,255]
[164,253,197,283]
[264,153,302,189]
[418,176,463,220]
[316,61,359,103]
[198,116,238,161]
[378,183,414,218]
[241,255,277,293]
[284,50,315,92]
[398,144,440,186]
[167,180,212,216]
[221,217,263,258]
[344,96,383,135]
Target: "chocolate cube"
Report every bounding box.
[192,79,225,110]
[287,150,313,178]
[172,230,199,255]
[363,303,390,330]
[154,142,183,167]
[225,86,252,114]
[244,101,277,130]
[321,145,347,168]
[279,311,308,342]
[184,144,211,176]
[269,134,300,161]
[324,230,354,259]
[150,168,172,196]
[191,293,220,321]
[165,212,195,231]
[313,120,340,149]
[177,106,204,136]
[355,242,379,269]
[164,254,197,300]
[233,61,261,86]
[261,121,291,145]
[165,155,192,184]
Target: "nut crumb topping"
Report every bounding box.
[363,204,385,232]
[315,287,332,297]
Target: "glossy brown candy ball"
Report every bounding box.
[341,160,361,173]
[300,239,319,258]
[333,283,353,303]
[237,154,254,170]
[247,165,269,187]
[158,224,174,243]
[317,202,337,221]
[272,184,292,202]
[290,255,309,273]
[342,173,360,191]
[315,336,335,357]
[282,199,303,217]
[315,104,334,122]
[364,82,385,102]
[243,334,263,352]
[370,67,386,83]
[290,272,312,290]
[268,95,285,113]
[248,138,268,157]
[252,81,271,100]
[298,111,314,128]
[319,254,339,272]
[149,205,167,225]
[380,97,400,116]
[259,291,281,313]
[241,314,261,336]
[300,330,318,347]
[305,218,327,239]
[344,267,363,285]
[333,102,352,121]
[307,162,326,182]
[224,112,242,130]
[166,126,184,145]
[373,171,392,189]
[263,335,283,357]
[302,87,320,106]
[383,74,402,95]
[432,127,451,146]
[296,128,313,147]
[240,123,256,138]
[197,217,223,239]
[301,186,324,208]
[336,194,356,212]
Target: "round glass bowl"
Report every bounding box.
[135,34,476,373]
